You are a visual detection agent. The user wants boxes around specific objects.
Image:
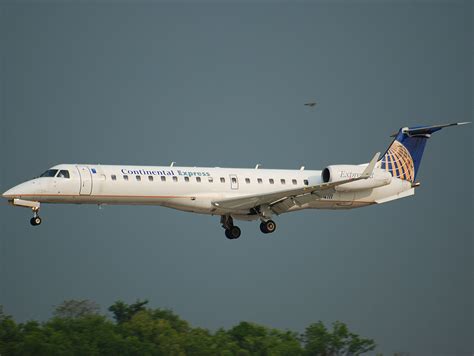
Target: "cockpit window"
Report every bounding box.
[57,170,70,178]
[40,169,58,177]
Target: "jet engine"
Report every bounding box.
[322,165,392,192]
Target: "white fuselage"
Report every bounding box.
[3,164,414,220]
[4,122,467,234]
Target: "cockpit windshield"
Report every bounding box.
[57,170,70,178]
[40,169,58,177]
[39,169,70,178]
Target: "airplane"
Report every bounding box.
[2,122,470,239]
[304,102,317,107]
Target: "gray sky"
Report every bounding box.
[0,1,472,354]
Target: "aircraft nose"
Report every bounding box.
[2,180,40,199]
[3,185,23,198]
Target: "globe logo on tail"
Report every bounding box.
[380,141,415,182]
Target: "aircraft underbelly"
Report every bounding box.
[307,200,373,209]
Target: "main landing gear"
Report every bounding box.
[221,215,241,240]
[256,205,276,235]
[220,216,277,239]
[30,208,42,226]
[260,220,276,234]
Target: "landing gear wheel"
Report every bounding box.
[229,226,241,239]
[30,217,42,226]
[225,226,241,239]
[221,215,241,240]
[260,220,276,234]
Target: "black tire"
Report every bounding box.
[30,217,41,226]
[260,222,268,234]
[229,226,241,239]
[225,229,233,240]
[264,220,276,233]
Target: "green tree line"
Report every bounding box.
[0,299,375,355]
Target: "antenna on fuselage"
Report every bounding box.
[170,162,176,167]
[300,166,305,170]
[255,164,262,169]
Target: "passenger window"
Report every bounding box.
[257,178,262,184]
[280,179,286,185]
[161,176,166,182]
[185,177,190,182]
[173,176,178,182]
[292,179,297,185]
[208,177,214,183]
[111,175,117,181]
[269,178,274,184]
[196,177,201,183]
[304,179,309,186]
[123,175,129,181]
[220,177,225,183]
[231,177,237,183]
[40,169,58,177]
[148,176,153,182]
[136,176,141,181]
[245,178,250,184]
[58,170,70,178]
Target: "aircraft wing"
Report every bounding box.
[212,152,380,212]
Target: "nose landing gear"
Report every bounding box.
[30,208,42,226]
[30,216,42,226]
[8,199,42,226]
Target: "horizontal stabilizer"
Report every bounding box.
[390,122,471,137]
[384,121,470,181]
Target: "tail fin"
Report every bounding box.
[380,122,470,182]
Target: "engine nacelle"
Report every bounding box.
[322,165,392,192]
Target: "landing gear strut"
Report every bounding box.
[30,208,42,226]
[221,215,241,240]
[9,199,42,226]
[260,220,276,234]
[256,205,276,234]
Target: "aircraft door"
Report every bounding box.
[230,174,239,190]
[76,166,93,195]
